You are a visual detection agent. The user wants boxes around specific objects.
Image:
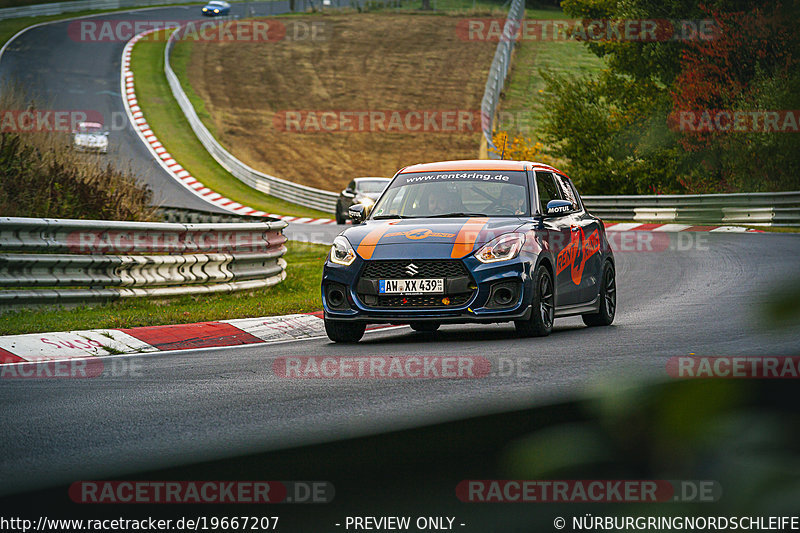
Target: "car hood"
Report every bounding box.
[341,218,527,260]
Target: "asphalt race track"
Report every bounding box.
[1,231,799,496]
[0,1,296,213]
[285,220,344,244]
[2,2,800,525]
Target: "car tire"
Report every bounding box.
[335,200,346,224]
[515,265,554,337]
[324,318,366,343]
[582,262,616,327]
[410,322,440,332]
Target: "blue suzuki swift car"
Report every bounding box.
[321,160,616,342]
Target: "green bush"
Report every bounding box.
[539,0,800,194]
[0,87,155,220]
[540,71,686,194]
[0,130,155,220]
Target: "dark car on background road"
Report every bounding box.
[321,160,616,343]
[335,177,391,224]
[201,0,231,16]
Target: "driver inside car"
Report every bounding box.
[427,194,446,214]
[500,187,525,215]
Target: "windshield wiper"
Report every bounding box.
[373,214,415,219]
[427,212,489,218]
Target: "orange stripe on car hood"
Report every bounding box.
[451,218,489,258]
[356,225,391,260]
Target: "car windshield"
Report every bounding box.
[76,124,103,134]
[356,180,388,194]
[371,170,529,218]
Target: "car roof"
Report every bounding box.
[354,177,390,181]
[399,159,565,176]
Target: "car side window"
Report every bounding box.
[348,180,356,192]
[535,172,562,213]
[554,174,580,211]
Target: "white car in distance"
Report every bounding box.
[72,121,109,154]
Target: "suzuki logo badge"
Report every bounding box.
[406,263,419,276]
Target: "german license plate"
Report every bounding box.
[379,279,444,294]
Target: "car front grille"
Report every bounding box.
[362,260,468,279]
[357,259,474,309]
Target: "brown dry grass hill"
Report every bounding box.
[182,14,496,192]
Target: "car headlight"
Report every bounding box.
[475,233,525,263]
[214,8,219,12]
[330,236,356,266]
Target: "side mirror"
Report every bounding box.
[545,199,572,216]
[342,188,355,198]
[348,203,370,224]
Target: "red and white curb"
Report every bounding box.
[0,313,395,365]
[604,222,760,233]
[121,30,336,226]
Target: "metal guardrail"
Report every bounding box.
[582,191,800,226]
[163,21,341,214]
[480,0,523,156]
[0,0,194,20]
[0,217,289,306]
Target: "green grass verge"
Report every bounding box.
[498,8,606,138]
[1,0,89,7]
[0,242,327,336]
[131,30,331,219]
[170,38,220,140]
[402,0,509,12]
[337,0,511,13]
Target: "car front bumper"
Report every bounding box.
[322,254,536,324]
[74,142,107,153]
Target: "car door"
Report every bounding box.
[534,171,581,306]
[554,173,603,305]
